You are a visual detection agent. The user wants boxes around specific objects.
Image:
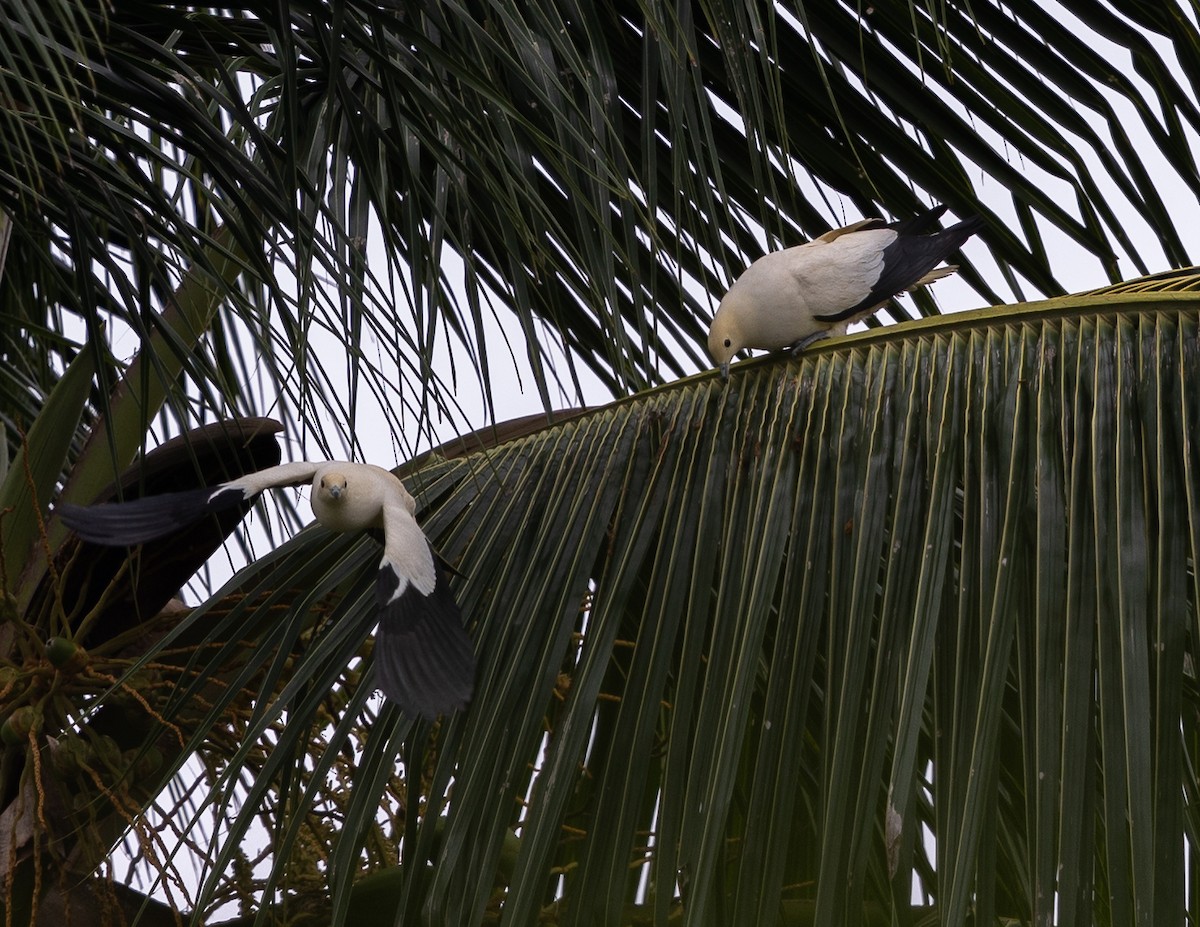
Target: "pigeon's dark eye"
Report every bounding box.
[320,479,326,488]
[724,338,731,348]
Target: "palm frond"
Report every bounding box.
[20,284,1195,924]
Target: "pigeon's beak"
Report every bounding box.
[719,361,730,379]
[328,484,343,499]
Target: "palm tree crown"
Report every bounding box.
[2,2,1199,925]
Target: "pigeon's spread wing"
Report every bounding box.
[58,486,249,545]
[374,556,475,719]
[232,461,324,495]
[371,496,474,718]
[58,461,327,546]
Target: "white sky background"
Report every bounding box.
[107,0,1200,911]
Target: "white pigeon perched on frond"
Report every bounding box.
[58,461,474,719]
[708,205,985,376]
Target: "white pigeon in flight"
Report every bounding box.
[708,205,985,376]
[58,461,474,719]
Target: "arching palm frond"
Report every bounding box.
[20,282,1196,925]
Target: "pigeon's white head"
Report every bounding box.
[317,470,350,504]
[707,297,745,378]
[311,465,387,534]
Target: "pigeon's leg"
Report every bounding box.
[787,330,831,355]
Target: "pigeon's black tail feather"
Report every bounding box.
[58,485,247,545]
[374,564,474,719]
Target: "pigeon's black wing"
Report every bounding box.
[373,557,475,719]
[58,486,249,545]
[814,214,985,324]
[57,460,324,546]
